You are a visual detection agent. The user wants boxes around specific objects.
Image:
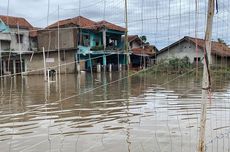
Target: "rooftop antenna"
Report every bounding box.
[197,0,215,151]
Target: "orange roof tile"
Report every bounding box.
[159,36,230,57]
[47,16,96,29]
[29,27,41,37]
[186,36,230,57]
[47,16,126,32]
[128,35,139,42]
[95,20,126,32]
[132,46,155,56]
[0,15,33,29]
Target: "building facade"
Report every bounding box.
[0,15,36,75]
[37,16,127,72]
[157,36,230,65]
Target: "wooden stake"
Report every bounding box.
[124,0,129,71]
[197,0,214,152]
[43,47,47,81]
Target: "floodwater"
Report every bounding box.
[0,71,230,152]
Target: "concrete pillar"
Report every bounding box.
[3,61,6,74]
[13,60,16,75]
[96,73,101,82]
[103,29,106,50]
[24,60,28,75]
[108,64,112,72]
[76,63,81,73]
[97,63,101,73]
[118,64,122,72]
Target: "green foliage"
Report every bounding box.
[152,56,192,74]
[217,38,227,45]
[140,35,147,43]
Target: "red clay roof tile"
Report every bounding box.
[47,16,126,32]
[186,36,230,57]
[0,15,33,29]
[47,16,96,29]
[95,20,126,32]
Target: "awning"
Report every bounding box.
[0,33,11,41]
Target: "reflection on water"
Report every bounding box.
[0,72,229,151]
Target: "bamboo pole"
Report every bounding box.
[197,0,214,152]
[42,47,47,81]
[124,0,129,71]
[17,23,23,76]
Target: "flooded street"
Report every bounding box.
[0,71,230,152]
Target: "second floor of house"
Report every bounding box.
[37,16,126,53]
[0,15,37,53]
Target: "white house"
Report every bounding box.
[0,15,36,75]
[157,36,230,65]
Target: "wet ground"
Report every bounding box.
[0,71,230,152]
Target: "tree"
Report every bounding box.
[217,38,227,45]
[140,35,147,43]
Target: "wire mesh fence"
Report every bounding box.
[0,0,230,152]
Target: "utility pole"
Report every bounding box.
[197,0,214,152]
[124,0,129,71]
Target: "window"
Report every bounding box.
[16,34,23,43]
[194,57,201,62]
[81,34,90,47]
[94,37,99,46]
[108,38,118,47]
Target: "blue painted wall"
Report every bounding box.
[79,29,124,49]
[0,20,10,33]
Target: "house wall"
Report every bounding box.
[10,28,30,52]
[23,50,76,75]
[130,41,140,49]
[38,28,77,51]
[157,41,204,63]
[211,56,230,66]
[30,37,38,51]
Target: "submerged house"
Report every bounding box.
[157,36,230,65]
[37,16,126,72]
[0,15,35,75]
[126,35,157,68]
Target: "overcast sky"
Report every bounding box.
[0,0,229,49]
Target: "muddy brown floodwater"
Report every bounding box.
[0,71,230,152]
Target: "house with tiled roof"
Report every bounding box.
[121,35,157,68]
[0,15,36,52]
[157,36,230,65]
[0,15,37,75]
[38,16,127,72]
